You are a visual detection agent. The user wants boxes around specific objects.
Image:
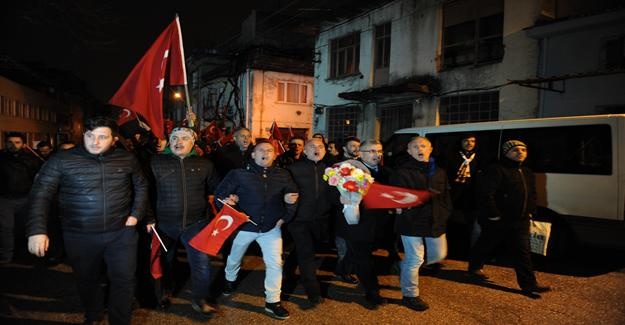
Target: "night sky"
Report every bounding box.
[0,0,264,102]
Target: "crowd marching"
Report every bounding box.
[0,114,551,324]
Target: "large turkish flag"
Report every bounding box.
[363,183,431,209]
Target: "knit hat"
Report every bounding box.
[502,140,527,155]
[169,127,197,143]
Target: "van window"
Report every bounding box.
[503,124,612,175]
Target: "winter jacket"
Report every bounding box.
[214,161,298,232]
[26,146,149,235]
[478,158,537,226]
[149,153,220,228]
[214,143,252,178]
[287,158,335,223]
[389,157,452,237]
[0,149,42,197]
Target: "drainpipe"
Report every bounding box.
[246,68,252,129]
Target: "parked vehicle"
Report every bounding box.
[384,114,625,253]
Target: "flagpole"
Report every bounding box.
[173,14,195,129]
[216,198,258,226]
[150,224,168,252]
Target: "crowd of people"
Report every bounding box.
[0,115,550,324]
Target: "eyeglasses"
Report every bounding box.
[362,149,383,154]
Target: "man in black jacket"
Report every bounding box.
[147,127,220,315]
[214,127,253,178]
[26,116,149,325]
[215,140,298,320]
[467,140,551,299]
[389,136,452,312]
[286,138,335,307]
[0,132,42,263]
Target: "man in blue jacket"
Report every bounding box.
[26,116,148,325]
[214,140,298,320]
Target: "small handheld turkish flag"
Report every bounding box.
[150,232,163,279]
[189,204,249,256]
[363,183,431,209]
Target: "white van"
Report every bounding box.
[385,114,625,252]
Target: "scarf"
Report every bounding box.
[454,151,475,183]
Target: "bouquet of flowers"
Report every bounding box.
[323,161,375,225]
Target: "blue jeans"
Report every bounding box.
[225,227,283,303]
[158,221,212,301]
[400,234,447,297]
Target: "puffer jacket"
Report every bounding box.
[287,158,335,222]
[149,153,220,228]
[478,158,537,226]
[215,161,298,232]
[26,146,149,235]
[389,157,452,237]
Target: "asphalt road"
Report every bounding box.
[1,244,625,324]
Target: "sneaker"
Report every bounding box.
[364,294,387,310]
[265,301,290,320]
[402,296,429,312]
[191,299,216,316]
[467,269,489,281]
[222,280,236,296]
[336,273,359,284]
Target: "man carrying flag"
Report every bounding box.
[146,127,220,316]
[109,16,188,140]
[214,140,299,320]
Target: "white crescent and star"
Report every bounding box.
[211,215,234,236]
[120,109,131,119]
[380,191,418,205]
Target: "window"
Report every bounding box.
[277,81,309,104]
[440,91,499,125]
[375,23,391,69]
[601,35,625,69]
[330,32,360,78]
[327,106,360,143]
[380,104,412,142]
[443,0,504,69]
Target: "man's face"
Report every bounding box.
[169,130,195,158]
[304,139,326,162]
[289,139,304,155]
[252,142,276,167]
[234,129,252,150]
[6,137,24,152]
[328,143,339,156]
[38,146,52,158]
[505,146,527,162]
[344,140,360,158]
[407,138,433,162]
[156,138,168,152]
[461,137,476,152]
[360,144,383,167]
[83,127,115,155]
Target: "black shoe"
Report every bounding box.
[157,297,171,311]
[265,301,290,320]
[467,269,489,281]
[222,280,236,296]
[522,285,551,299]
[420,263,442,276]
[336,273,359,284]
[45,257,62,267]
[365,295,387,310]
[191,299,216,316]
[307,295,324,309]
[402,296,429,312]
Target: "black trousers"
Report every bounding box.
[64,227,137,325]
[346,239,380,297]
[288,220,327,298]
[468,220,537,290]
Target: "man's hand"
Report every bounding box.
[284,193,299,204]
[275,219,285,229]
[126,216,138,226]
[146,223,155,233]
[223,194,239,206]
[28,234,49,257]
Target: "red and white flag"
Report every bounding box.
[150,232,163,279]
[363,183,431,209]
[109,17,187,139]
[269,121,286,155]
[189,204,249,256]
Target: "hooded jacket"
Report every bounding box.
[27,146,148,235]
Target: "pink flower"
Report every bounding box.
[328,175,340,186]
